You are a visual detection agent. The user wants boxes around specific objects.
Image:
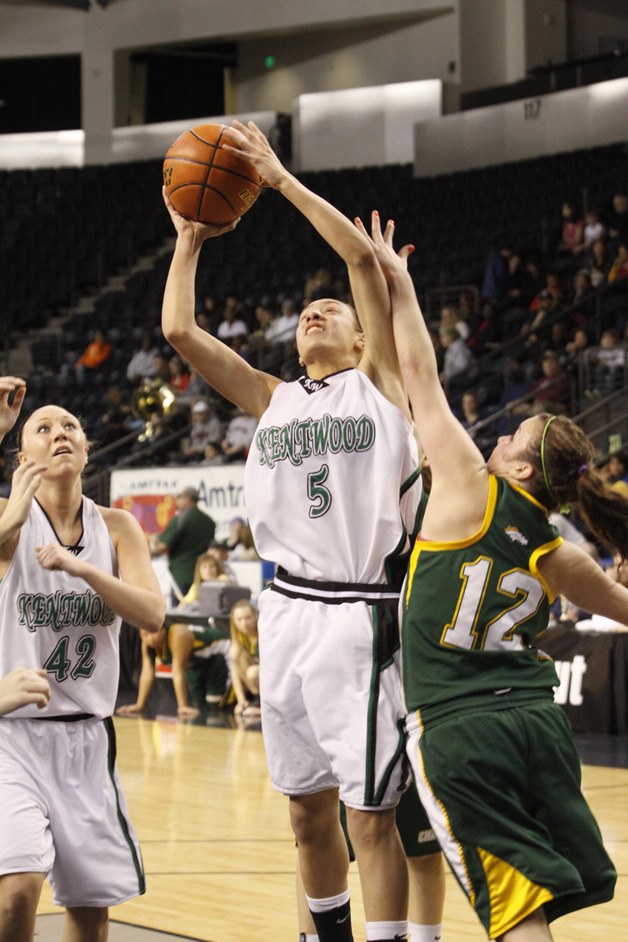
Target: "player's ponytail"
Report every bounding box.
[524,414,628,563]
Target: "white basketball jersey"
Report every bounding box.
[245,369,421,584]
[0,497,122,719]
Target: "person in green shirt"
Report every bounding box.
[150,486,216,600]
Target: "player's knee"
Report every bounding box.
[0,872,43,921]
[346,806,397,851]
[290,793,338,848]
[66,906,109,935]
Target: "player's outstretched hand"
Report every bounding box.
[162,187,239,240]
[354,212,414,282]
[222,120,287,189]
[0,668,51,715]
[0,459,47,541]
[0,376,26,441]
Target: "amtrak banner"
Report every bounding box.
[109,464,246,541]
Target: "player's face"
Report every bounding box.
[233,606,257,636]
[486,417,543,477]
[20,406,88,476]
[296,299,364,365]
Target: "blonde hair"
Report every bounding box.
[229,599,258,652]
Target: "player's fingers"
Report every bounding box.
[398,244,415,260]
[382,219,395,248]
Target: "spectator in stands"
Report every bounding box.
[568,268,596,326]
[271,297,300,345]
[152,351,172,385]
[95,383,137,453]
[586,237,611,288]
[522,287,557,338]
[458,390,497,457]
[439,303,470,340]
[467,301,503,357]
[599,450,628,499]
[229,599,260,717]
[62,328,112,385]
[520,350,572,415]
[591,328,625,397]
[149,487,216,601]
[228,522,260,562]
[207,540,237,582]
[605,192,628,254]
[200,441,226,467]
[581,208,605,254]
[303,267,332,304]
[482,244,511,306]
[179,399,224,464]
[217,297,249,347]
[220,406,257,462]
[126,331,159,385]
[167,354,190,395]
[196,293,221,336]
[607,241,628,284]
[556,199,584,257]
[439,325,475,396]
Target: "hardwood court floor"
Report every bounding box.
[36,717,627,942]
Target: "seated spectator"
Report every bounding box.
[467,301,503,357]
[607,241,628,284]
[228,522,260,562]
[581,208,605,254]
[586,238,611,288]
[269,298,300,345]
[458,390,497,457]
[217,297,249,347]
[522,287,559,340]
[591,328,626,397]
[168,354,190,394]
[221,407,257,462]
[126,332,159,385]
[515,349,571,416]
[152,351,172,385]
[196,293,221,336]
[62,328,112,385]
[303,267,332,304]
[556,200,584,257]
[200,441,226,466]
[94,383,138,452]
[229,600,260,717]
[439,325,475,396]
[179,399,224,464]
[178,367,210,404]
[207,540,238,582]
[482,244,511,306]
[605,192,628,254]
[599,450,628,499]
[439,304,470,340]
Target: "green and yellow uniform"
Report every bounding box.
[403,475,616,938]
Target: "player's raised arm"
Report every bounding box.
[161,192,281,419]
[223,121,408,415]
[356,214,488,528]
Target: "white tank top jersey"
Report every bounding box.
[0,497,122,719]
[245,369,422,585]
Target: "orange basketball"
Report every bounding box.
[163,123,262,225]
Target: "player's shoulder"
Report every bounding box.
[97,504,142,538]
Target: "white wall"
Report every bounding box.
[295,80,443,172]
[413,76,628,177]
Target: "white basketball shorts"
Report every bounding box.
[258,578,408,809]
[0,716,145,908]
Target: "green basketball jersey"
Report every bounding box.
[402,475,563,724]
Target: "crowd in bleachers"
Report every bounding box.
[0,142,625,492]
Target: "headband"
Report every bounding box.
[539,415,558,500]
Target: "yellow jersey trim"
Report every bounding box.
[406,476,498,604]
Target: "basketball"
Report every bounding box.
[163,123,262,226]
